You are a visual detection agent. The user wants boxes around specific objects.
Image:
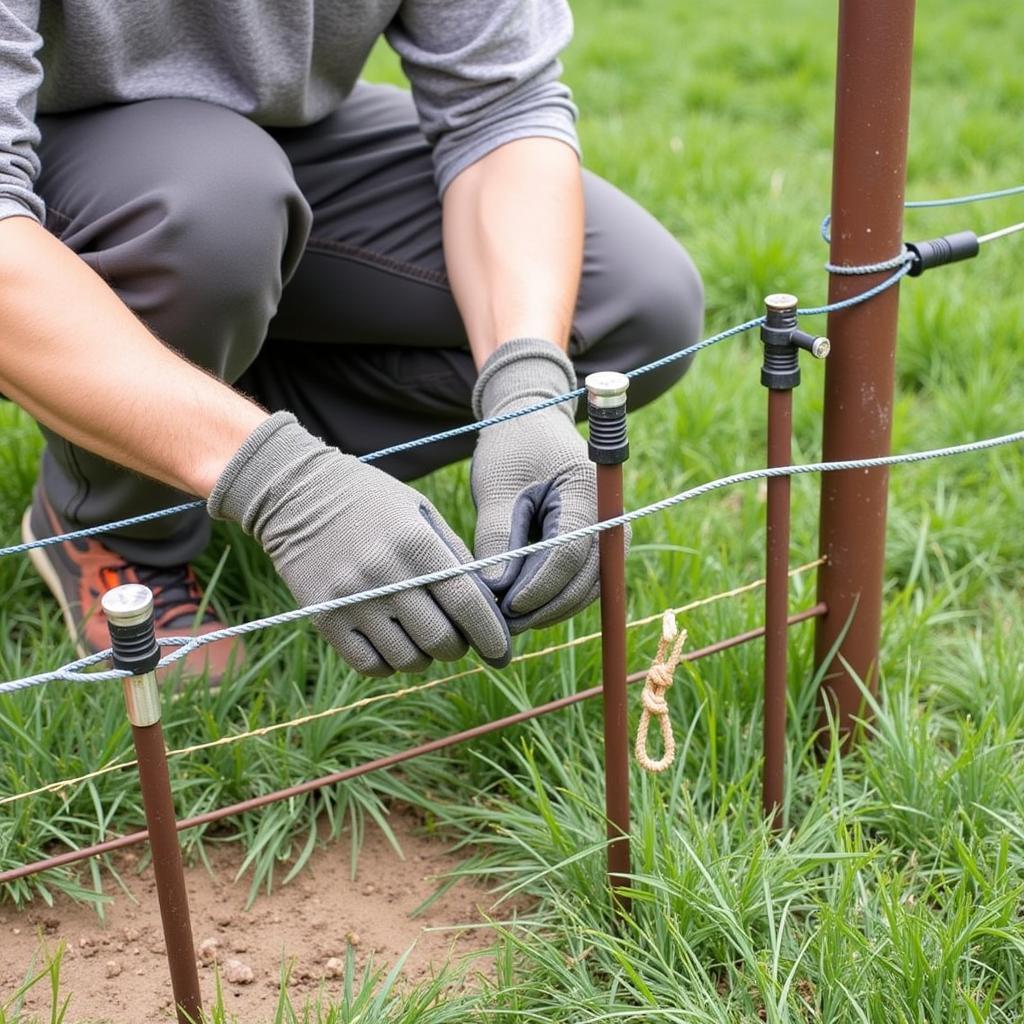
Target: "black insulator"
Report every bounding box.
[905,231,980,277]
[108,616,161,674]
[587,403,629,464]
[761,298,802,391]
[761,346,801,390]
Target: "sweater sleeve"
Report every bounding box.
[385,0,579,196]
[0,0,44,224]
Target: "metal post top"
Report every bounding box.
[764,293,799,312]
[585,370,630,407]
[101,584,154,627]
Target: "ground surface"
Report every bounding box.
[1,810,495,1022]
[3,1,1024,1021]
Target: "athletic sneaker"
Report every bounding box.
[21,487,243,686]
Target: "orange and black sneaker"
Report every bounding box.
[21,487,243,687]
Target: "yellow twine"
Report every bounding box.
[0,558,824,808]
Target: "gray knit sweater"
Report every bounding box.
[0,0,578,223]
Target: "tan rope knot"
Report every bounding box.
[640,685,669,716]
[646,662,674,690]
[634,611,687,773]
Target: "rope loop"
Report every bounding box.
[635,611,688,773]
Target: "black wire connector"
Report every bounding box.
[760,294,830,391]
[905,230,980,277]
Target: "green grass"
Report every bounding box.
[4,0,1024,1020]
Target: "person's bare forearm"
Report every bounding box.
[0,217,267,497]
[442,138,584,368]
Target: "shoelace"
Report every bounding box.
[99,563,218,629]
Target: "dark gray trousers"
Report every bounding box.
[35,83,704,567]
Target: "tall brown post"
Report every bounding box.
[587,371,631,917]
[815,0,916,736]
[103,586,203,1024]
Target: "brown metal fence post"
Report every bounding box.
[761,296,829,827]
[815,0,916,738]
[103,585,202,1024]
[587,371,631,916]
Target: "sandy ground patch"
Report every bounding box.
[1,808,500,1022]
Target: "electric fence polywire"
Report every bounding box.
[820,181,1024,246]
[3,427,1021,696]
[904,183,1024,209]
[1,188,1021,691]
[0,318,768,559]
[3,184,1020,561]
[0,233,919,561]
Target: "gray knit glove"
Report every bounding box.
[208,412,510,676]
[471,338,613,634]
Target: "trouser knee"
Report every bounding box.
[39,98,313,383]
[32,99,313,559]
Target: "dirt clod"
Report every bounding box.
[104,960,122,979]
[198,937,221,964]
[223,959,255,985]
[324,957,344,979]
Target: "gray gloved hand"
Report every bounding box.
[208,412,510,676]
[471,337,624,634]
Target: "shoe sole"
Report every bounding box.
[22,507,91,660]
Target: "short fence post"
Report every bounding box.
[761,295,829,829]
[587,371,632,917]
[814,0,916,739]
[103,585,203,1024]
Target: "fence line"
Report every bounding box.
[0,207,929,562]
[0,186,1020,901]
[0,559,825,810]
[7,180,1021,565]
[0,603,828,889]
[820,181,1024,244]
[4,430,1023,696]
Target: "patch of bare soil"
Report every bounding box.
[1,809,500,1022]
